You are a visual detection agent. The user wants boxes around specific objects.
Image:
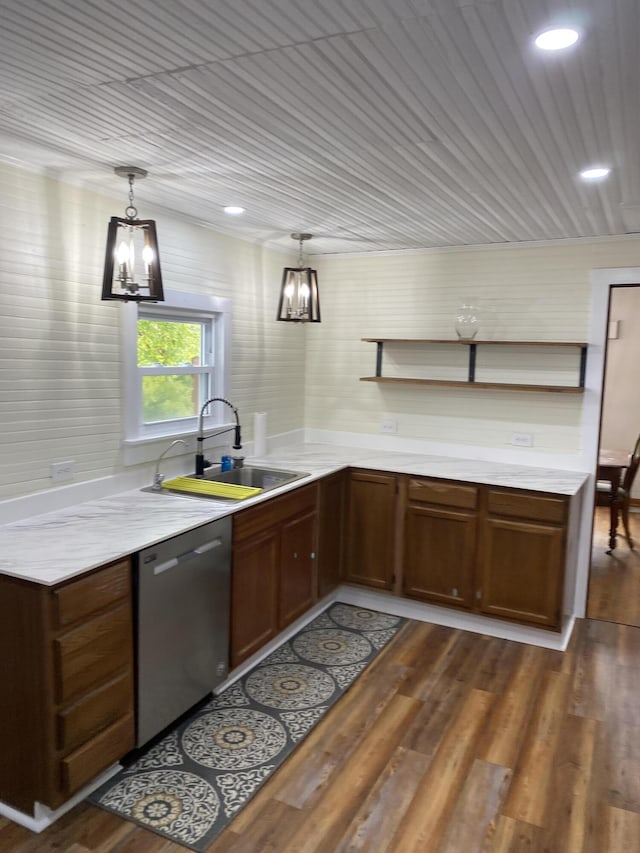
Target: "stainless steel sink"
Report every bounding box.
[198,465,309,491]
[143,466,309,500]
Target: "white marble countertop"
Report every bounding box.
[0,443,588,586]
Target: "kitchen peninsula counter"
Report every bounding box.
[0,443,588,586]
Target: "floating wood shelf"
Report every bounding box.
[361,338,588,393]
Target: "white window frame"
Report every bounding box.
[122,290,232,464]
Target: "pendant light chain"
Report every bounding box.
[125,173,138,220]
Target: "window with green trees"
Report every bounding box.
[123,291,231,450]
[137,318,209,422]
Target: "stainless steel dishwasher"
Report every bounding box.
[136,516,231,747]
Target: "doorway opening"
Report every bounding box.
[587,283,640,627]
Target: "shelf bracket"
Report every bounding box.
[376,341,384,377]
[468,343,477,382]
[579,346,587,388]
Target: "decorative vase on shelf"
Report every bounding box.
[455,303,480,340]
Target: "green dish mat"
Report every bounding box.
[161,476,263,500]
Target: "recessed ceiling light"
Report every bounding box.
[579,167,611,181]
[223,205,245,215]
[534,28,579,50]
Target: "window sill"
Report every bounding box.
[123,421,235,467]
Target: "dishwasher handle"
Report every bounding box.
[194,537,224,555]
[152,537,224,575]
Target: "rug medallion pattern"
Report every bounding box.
[90,604,404,851]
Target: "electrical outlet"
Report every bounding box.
[381,419,398,434]
[51,460,75,482]
[511,433,534,447]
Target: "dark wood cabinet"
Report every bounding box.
[279,509,317,627]
[403,479,478,608]
[231,529,280,667]
[0,558,135,812]
[345,469,397,590]
[402,477,569,630]
[479,490,567,628]
[317,469,347,597]
[231,483,318,668]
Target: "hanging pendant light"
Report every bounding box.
[277,232,321,323]
[101,166,164,302]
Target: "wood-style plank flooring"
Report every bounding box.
[588,507,640,627]
[2,608,639,852]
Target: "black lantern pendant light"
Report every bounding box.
[277,232,321,323]
[102,166,164,302]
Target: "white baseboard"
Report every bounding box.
[0,763,121,833]
[335,585,575,651]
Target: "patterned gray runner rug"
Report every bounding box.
[89,603,405,851]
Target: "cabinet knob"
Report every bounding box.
[293,552,298,559]
[310,552,316,559]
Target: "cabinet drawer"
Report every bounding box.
[56,671,134,753]
[61,712,135,796]
[54,602,133,703]
[52,559,131,628]
[408,478,477,509]
[487,490,567,524]
[234,483,317,542]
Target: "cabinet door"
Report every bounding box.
[231,530,279,667]
[403,503,476,608]
[345,470,397,590]
[317,470,347,597]
[479,517,565,629]
[279,510,317,630]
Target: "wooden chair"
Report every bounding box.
[596,434,640,551]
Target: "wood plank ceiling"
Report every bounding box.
[0,0,638,254]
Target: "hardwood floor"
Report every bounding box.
[2,612,639,852]
[588,506,640,627]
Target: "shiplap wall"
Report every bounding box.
[3,160,640,503]
[308,240,640,456]
[0,162,304,501]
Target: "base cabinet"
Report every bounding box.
[0,558,135,812]
[479,490,567,628]
[344,469,397,590]
[402,477,569,631]
[231,483,318,668]
[279,509,317,627]
[403,479,478,608]
[231,530,280,668]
